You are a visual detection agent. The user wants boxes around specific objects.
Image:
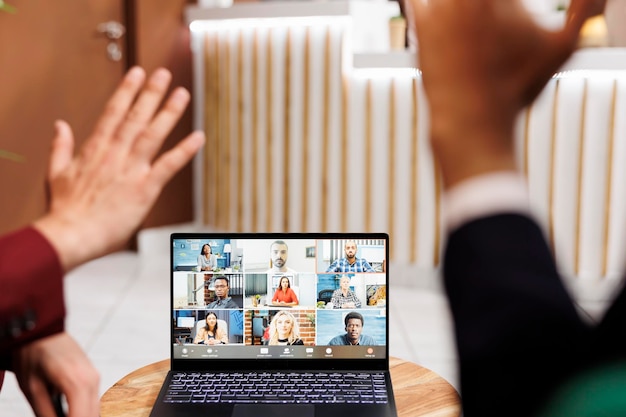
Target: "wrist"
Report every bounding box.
[429,117,517,189]
[33,213,108,272]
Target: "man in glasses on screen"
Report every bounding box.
[207,276,239,309]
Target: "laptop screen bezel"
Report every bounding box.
[170,232,390,372]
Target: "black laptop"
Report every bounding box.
[149,232,396,417]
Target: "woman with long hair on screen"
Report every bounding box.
[194,312,228,345]
[268,311,304,345]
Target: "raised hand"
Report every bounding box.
[408,0,606,187]
[33,67,205,271]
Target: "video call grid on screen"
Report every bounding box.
[171,236,388,360]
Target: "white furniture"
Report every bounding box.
[186,3,626,307]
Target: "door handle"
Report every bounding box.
[97,21,126,40]
[97,21,125,62]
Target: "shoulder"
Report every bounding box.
[328,335,345,345]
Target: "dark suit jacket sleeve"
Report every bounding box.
[444,214,591,417]
[0,227,65,358]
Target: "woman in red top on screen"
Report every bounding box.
[271,276,299,306]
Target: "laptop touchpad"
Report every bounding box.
[232,404,314,417]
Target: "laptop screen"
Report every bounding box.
[171,233,388,363]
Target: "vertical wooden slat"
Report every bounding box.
[236,30,245,231]
[523,107,532,178]
[548,79,560,253]
[321,26,332,232]
[251,28,260,232]
[340,69,349,231]
[602,80,618,277]
[574,80,588,275]
[283,28,292,231]
[207,32,222,227]
[301,26,311,231]
[410,76,419,263]
[388,78,396,237]
[216,32,222,227]
[219,31,232,229]
[365,79,373,232]
[265,28,274,231]
[433,153,442,267]
[203,32,213,225]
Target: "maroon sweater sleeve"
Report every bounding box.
[0,227,65,356]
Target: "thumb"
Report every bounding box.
[566,0,607,33]
[48,120,75,180]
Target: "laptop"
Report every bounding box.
[149,232,396,417]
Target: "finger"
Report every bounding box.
[538,0,603,76]
[149,130,205,189]
[566,0,607,34]
[131,86,192,163]
[48,120,75,180]
[112,68,173,151]
[65,380,100,417]
[23,377,58,417]
[60,357,100,417]
[88,66,147,147]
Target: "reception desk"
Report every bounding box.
[186,2,626,303]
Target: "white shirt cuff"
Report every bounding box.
[443,171,531,232]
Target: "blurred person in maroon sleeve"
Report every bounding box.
[0,66,205,417]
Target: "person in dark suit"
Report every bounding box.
[407,0,612,416]
[0,67,205,416]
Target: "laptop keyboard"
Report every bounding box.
[164,371,389,404]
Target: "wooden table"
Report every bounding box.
[100,357,461,417]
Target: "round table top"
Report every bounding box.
[100,357,461,417]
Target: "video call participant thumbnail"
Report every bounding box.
[330,275,362,309]
[267,311,304,346]
[272,276,299,306]
[326,240,375,273]
[207,276,239,309]
[194,312,228,345]
[328,311,376,346]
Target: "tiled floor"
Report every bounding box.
[0,228,459,416]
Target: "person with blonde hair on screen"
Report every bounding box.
[267,311,304,346]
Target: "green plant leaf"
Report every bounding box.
[0,1,17,14]
[0,150,26,163]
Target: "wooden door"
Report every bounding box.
[133,0,197,230]
[0,1,127,234]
